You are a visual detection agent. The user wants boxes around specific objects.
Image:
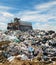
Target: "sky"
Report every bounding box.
[0,0,56,31]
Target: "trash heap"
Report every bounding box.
[0,30,56,64]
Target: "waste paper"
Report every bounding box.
[0,30,56,65]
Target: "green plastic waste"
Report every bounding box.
[14,39,20,43]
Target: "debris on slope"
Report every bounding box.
[0,30,56,65]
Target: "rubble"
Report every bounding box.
[0,30,56,65]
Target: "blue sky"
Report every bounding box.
[0,0,56,31]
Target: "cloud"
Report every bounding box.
[17,1,56,23]
[0,5,14,22]
[33,22,56,32]
[0,5,14,30]
[0,0,56,31]
[0,11,14,23]
[0,5,13,12]
[0,22,7,30]
[1,12,14,17]
[16,0,56,31]
[17,10,48,22]
[35,1,56,10]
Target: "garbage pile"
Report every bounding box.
[0,30,56,64]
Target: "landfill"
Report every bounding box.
[0,30,56,65]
